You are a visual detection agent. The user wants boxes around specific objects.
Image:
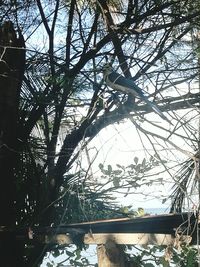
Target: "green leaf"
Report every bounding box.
[135,164,141,172]
[134,156,139,164]
[144,263,155,267]
[73,261,82,266]
[113,170,122,175]
[65,250,75,257]
[120,206,132,214]
[116,164,124,169]
[128,164,135,170]
[113,177,120,187]
[75,249,81,260]
[82,257,89,264]
[187,248,197,266]
[99,163,104,170]
[160,257,170,267]
[52,249,60,257]
[142,158,146,167]
[137,207,145,216]
[107,164,112,174]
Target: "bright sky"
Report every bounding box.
[84,119,171,209]
[82,100,199,211]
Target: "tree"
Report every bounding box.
[0,0,200,266]
[0,20,25,266]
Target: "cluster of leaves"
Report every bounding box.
[42,246,94,267]
[126,244,198,267]
[98,154,162,191]
[42,240,199,266]
[1,0,200,266]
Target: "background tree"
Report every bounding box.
[0,0,200,266]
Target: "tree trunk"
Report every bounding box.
[0,21,25,266]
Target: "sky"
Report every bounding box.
[81,100,199,211]
[84,118,172,210]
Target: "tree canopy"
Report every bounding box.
[0,0,200,266]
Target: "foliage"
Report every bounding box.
[9,0,200,225]
[41,239,199,266]
[99,154,162,189]
[0,0,200,266]
[126,244,198,267]
[42,246,94,267]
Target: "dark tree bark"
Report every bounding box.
[0,21,25,266]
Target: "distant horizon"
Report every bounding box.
[145,207,169,214]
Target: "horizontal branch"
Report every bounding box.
[85,92,200,140]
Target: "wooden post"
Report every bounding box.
[97,240,126,267]
[96,240,136,267]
